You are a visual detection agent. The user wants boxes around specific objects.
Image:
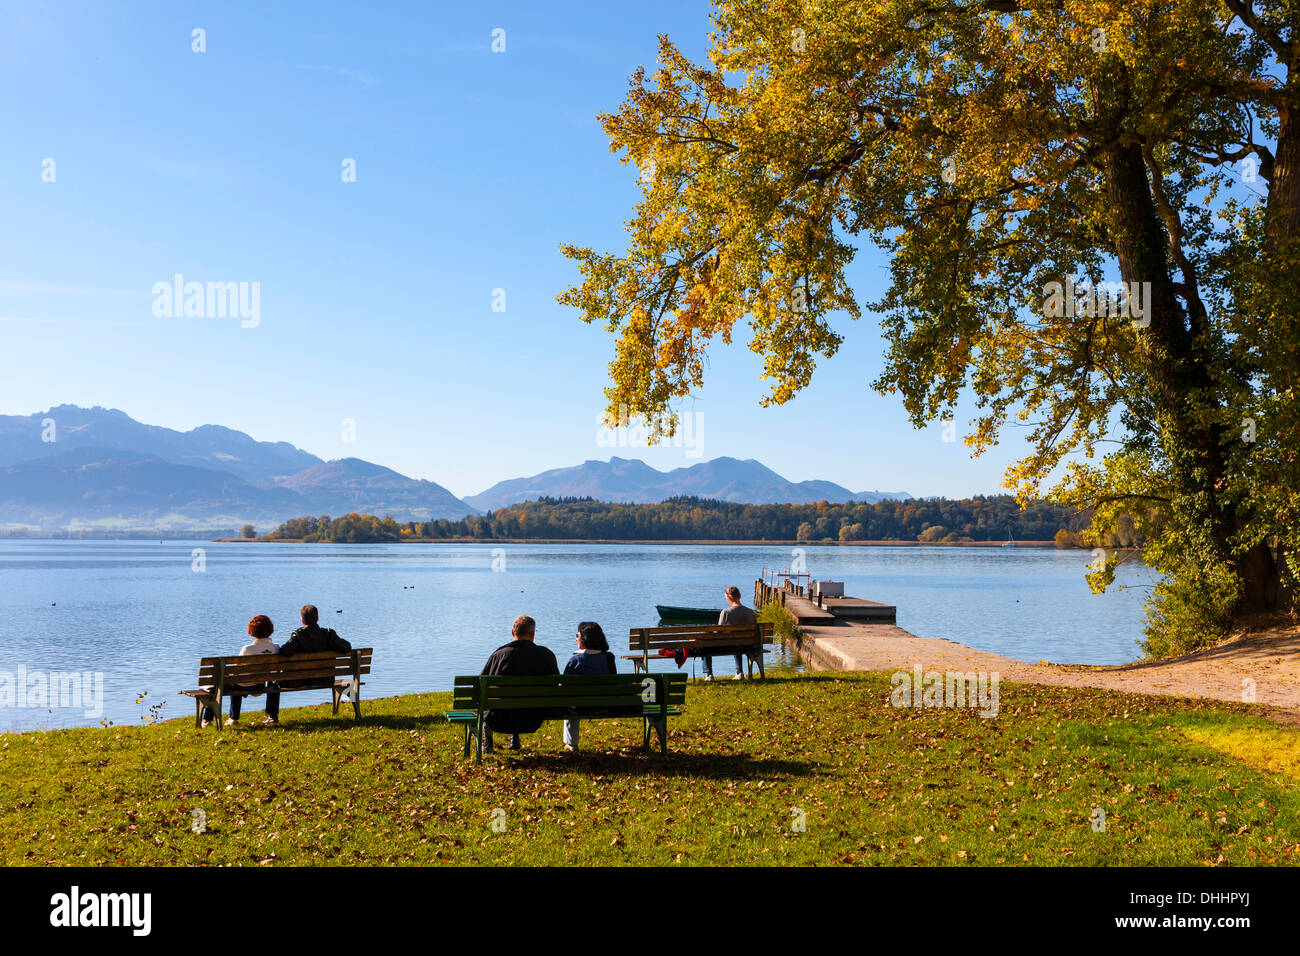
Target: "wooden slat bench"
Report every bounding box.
[179,648,372,730]
[624,623,776,678]
[445,673,686,763]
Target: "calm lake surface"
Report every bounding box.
[0,540,1153,731]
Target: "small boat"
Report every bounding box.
[1001,531,1016,548]
[655,604,723,625]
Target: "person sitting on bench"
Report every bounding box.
[701,586,758,681]
[201,614,281,727]
[278,604,351,656]
[480,615,559,752]
[269,604,353,712]
[562,621,617,752]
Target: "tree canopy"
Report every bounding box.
[559,0,1299,654]
[266,495,1092,544]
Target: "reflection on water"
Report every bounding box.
[0,540,1151,730]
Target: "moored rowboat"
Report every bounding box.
[654,604,722,625]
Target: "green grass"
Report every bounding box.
[2,672,1298,866]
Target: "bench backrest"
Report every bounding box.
[198,649,372,687]
[627,623,774,653]
[451,673,686,714]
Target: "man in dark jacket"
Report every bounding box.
[279,605,351,656]
[274,605,353,700]
[480,614,558,752]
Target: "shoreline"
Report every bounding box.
[213,537,1071,547]
[5,619,1293,737]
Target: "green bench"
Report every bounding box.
[445,673,686,763]
[624,623,776,678]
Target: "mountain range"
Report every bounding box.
[0,406,910,530]
[463,456,910,511]
[0,406,471,530]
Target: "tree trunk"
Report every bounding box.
[1238,540,1282,612]
[1102,140,1235,550]
[1264,99,1300,250]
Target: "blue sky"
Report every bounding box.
[0,0,1046,500]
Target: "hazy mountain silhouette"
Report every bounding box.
[0,404,319,484]
[0,407,911,530]
[277,458,470,520]
[465,456,911,511]
[0,407,474,529]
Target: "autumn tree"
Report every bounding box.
[559,0,1299,654]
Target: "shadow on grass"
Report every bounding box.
[639,672,873,687]
[221,674,872,726]
[202,672,884,740]
[488,750,820,780]
[251,710,819,779]
[248,713,452,734]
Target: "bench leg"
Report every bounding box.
[642,716,668,754]
[476,715,484,765]
[332,686,341,715]
[462,723,471,758]
[194,698,202,728]
[647,715,668,755]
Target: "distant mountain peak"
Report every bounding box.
[0,404,475,529]
[464,456,912,511]
[0,404,912,531]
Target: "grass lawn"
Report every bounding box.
[2,672,1298,866]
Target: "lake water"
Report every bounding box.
[0,540,1153,731]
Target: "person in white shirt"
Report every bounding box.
[201,615,281,726]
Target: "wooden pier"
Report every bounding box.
[817,596,897,622]
[754,572,896,625]
[773,589,837,625]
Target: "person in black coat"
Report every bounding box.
[278,605,352,656]
[274,605,353,696]
[480,614,559,752]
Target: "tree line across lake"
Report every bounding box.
[265,495,1125,546]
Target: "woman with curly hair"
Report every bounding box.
[201,614,282,727]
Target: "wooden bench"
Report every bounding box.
[445,673,686,763]
[624,623,776,678]
[179,649,372,730]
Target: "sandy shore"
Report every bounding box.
[797,620,1300,721]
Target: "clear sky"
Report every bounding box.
[0,0,1047,500]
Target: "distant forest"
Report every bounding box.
[267,495,1131,546]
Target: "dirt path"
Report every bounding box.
[798,621,1300,719]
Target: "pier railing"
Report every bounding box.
[754,576,808,609]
